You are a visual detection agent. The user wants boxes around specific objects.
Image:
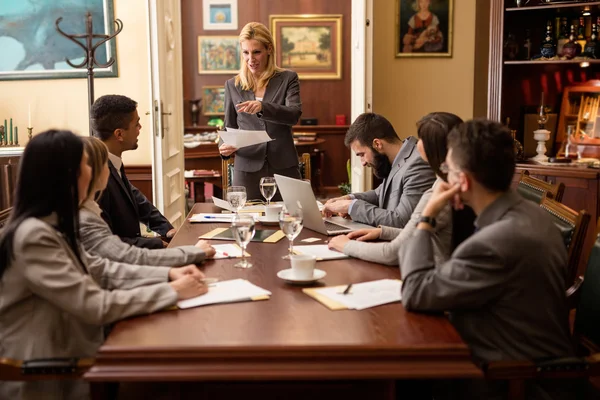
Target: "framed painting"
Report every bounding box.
[198,36,240,74]
[395,0,453,57]
[0,0,118,81]
[202,0,238,31]
[270,14,342,80]
[202,86,225,115]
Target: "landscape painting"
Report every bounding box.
[0,0,118,80]
[270,15,342,80]
[197,36,240,74]
[202,86,225,115]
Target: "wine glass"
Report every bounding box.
[231,214,255,268]
[259,177,277,206]
[226,186,247,213]
[279,206,303,260]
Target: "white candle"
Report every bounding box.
[28,103,31,127]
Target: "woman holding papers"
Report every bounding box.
[220,22,302,200]
[79,136,216,265]
[328,112,475,266]
[0,130,208,400]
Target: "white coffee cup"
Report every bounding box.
[290,254,317,280]
[265,204,283,221]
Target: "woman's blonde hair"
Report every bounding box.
[235,22,283,91]
[81,136,109,201]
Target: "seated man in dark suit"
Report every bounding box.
[400,119,576,399]
[323,113,436,228]
[91,94,175,249]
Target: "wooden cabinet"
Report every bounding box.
[0,152,20,214]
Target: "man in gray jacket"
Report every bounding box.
[400,119,576,399]
[323,113,436,228]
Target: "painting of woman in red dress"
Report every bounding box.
[397,0,452,57]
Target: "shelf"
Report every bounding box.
[504,59,600,65]
[506,1,600,11]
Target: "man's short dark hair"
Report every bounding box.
[90,95,138,141]
[448,118,515,192]
[344,113,400,148]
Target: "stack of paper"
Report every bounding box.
[305,279,402,310]
[219,128,273,149]
[177,279,271,309]
[189,213,261,223]
[293,245,349,260]
[211,244,250,259]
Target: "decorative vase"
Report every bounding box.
[533,129,550,162]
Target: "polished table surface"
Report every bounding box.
[85,204,481,382]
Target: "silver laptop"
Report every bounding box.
[274,174,373,236]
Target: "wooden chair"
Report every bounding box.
[517,170,565,204]
[484,218,600,399]
[221,153,312,192]
[540,195,590,286]
[0,207,11,230]
[0,357,94,381]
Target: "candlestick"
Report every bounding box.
[9,118,12,145]
[14,127,18,146]
[27,127,33,140]
[28,103,31,127]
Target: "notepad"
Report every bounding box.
[219,128,273,149]
[177,279,271,309]
[190,213,261,223]
[303,279,402,311]
[199,227,285,243]
[293,245,349,260]
[212,244,250,259]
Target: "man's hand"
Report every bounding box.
[347,227,382,242]
[325,195,352,205]
[169,275,208,300]
[169,264,205,282]
[166,228,176,239]
[327,235,350,252]
[322,199,352,217]
[195,239,216,258]
[236,100,262,114]
[422,181,462,218]
[219,143,238,157]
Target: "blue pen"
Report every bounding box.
[203,216,218,219]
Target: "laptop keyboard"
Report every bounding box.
[324,220,349,233]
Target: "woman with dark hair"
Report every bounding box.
[0,130,208,399]
[328,112,475,265]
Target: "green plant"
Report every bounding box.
[337,159,352,195]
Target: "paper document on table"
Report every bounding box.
[293,245,349,261]
[219,128,273,149]
[212,244,250,259]
[190,213,233,223]
[312,279,402,310]
[177,279,271,309]
[211,196,234,211]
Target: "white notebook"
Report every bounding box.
[177,279,271,309]
[313,279,402,310]
[293,245,349,260]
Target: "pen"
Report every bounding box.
[343,283,353,295]
[203,216,218,219]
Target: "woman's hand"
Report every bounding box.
[219,143,238,157]
[328,235,350,252]
[236,100,262,114]
[347,228,382,242]
[195,239,216,258]
[169,275,208,300]
[168,264,205,282]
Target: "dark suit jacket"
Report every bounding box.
[97,160,173,249]
[224,69,302,172]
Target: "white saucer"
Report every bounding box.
[277,268,326,284]
[257,216,280,225]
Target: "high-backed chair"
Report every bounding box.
[0,207,11,231]
[540,195,590,286]
[517,170,565,204]
[484,218,600,399]
[221,153,311,192]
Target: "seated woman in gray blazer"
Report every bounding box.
[79,136,216,265]
[219,22,302,201]
[328,112,475,266]
[0,130,208,400]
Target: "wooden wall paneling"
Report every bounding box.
[473,0,491,118]
[124,165,153,203]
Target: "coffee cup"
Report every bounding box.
[265,204,283,221]
[290,254,317,280]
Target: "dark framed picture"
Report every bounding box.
[0,0,118,81]
[197,36,240,74]
[395,0,453,57]
[202,86,225,115]
[270,14,342,80]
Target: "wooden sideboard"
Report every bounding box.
[513,162,600,276]
[0,150,21,214]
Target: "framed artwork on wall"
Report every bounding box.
[395,0,453,57]
[0,0,118,81]
[202,86,225,115]
[202,0,238,31]
[198,36,240,74]
[270,14,342,80]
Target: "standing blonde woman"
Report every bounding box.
[219,22,302,200]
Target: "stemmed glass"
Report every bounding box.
[279,206,303,260]
[226,186,247,213]
[231,214,255,268]
[259,177,277,205]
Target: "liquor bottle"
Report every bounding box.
[557,17,569,56]
[577,16,587,50]
[504,32,519,60]
[540,20,556,58]
[562,25,582,59]
[583,23,599,58]
[521,29,532,60]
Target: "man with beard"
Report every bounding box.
[323,113,435,228]
[92,94,175,249]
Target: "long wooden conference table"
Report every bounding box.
[85,203,482,399]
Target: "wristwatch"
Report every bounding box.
[418,215,436,228]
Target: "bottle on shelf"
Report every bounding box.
[521,29,532,60]
[504,32,519,60]
[582,23,599,58]
[506,118,524,161]
[557,17,569,56]
[562,24,582,59]
[539,20,557,59]
[577,16,587,50]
